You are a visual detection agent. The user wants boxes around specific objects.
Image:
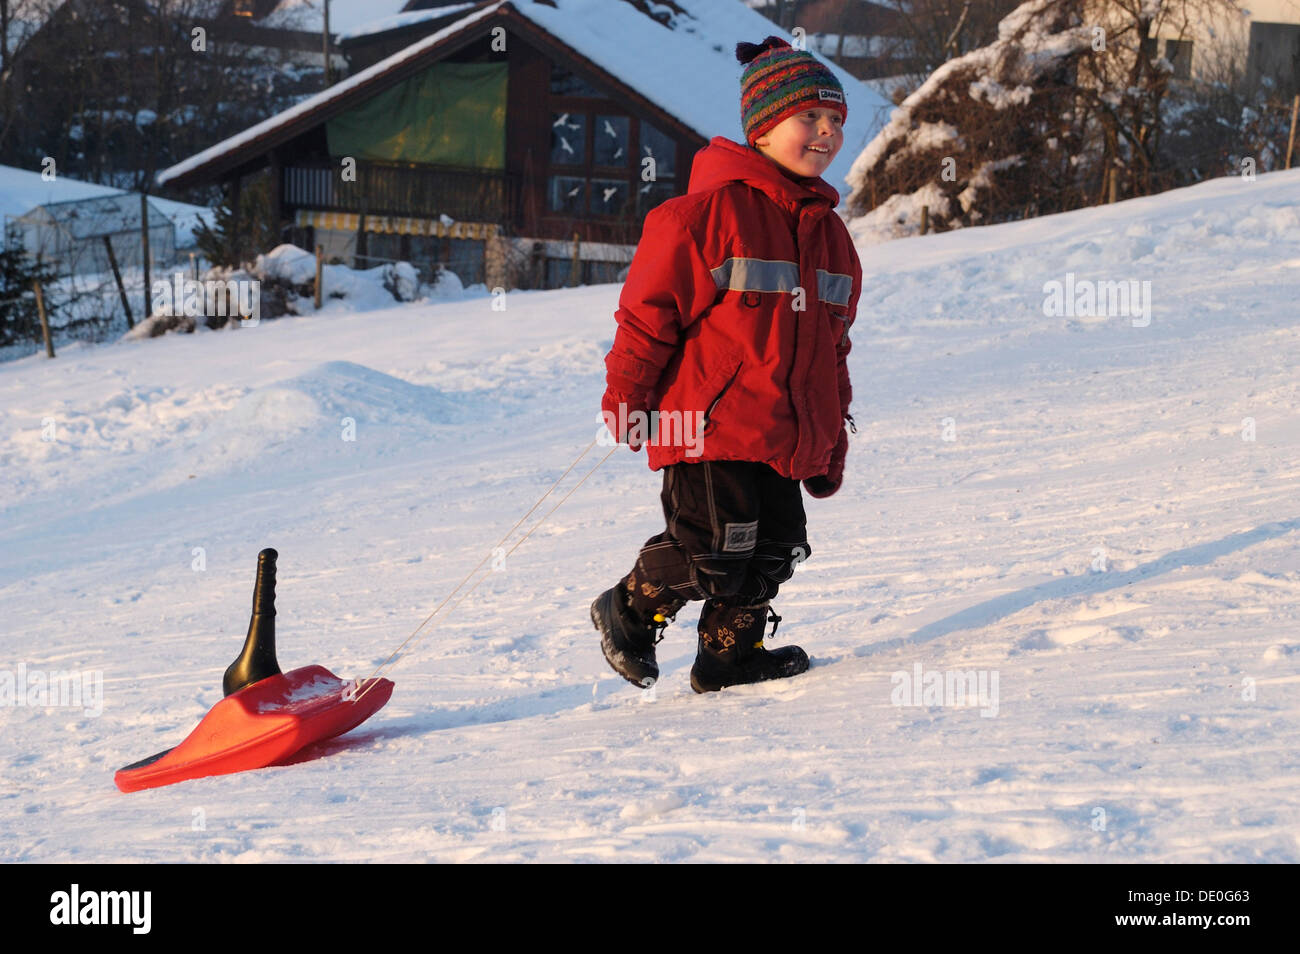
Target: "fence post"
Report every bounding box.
[33,278,53,358]
[140,193,151,319]
[103,235,134,329]
[1286,94,1299,171]
[355,196,368,267]
[315,244,323,310]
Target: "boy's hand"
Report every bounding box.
[803,426,849,498]
[602,386,649,452]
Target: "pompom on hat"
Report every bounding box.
[736,36,846,147]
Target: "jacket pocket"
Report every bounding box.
[827,307,851,347]
[701,359,743,435]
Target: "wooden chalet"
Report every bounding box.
[156,1,704,291]
[155,0,887,293]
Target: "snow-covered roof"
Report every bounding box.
[260,0,425,34]
[155,1,506,188]
[517,0,890,197]
[334,4,479,43]
[15,194,174,239]
[156,0,892,202]
[0,164,122,223]
[0,164,212,248]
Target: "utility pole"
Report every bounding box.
[323,0,332,87]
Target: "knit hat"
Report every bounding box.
[736,36,846,147]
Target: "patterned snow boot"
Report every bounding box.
[591,572,686,688]
[690,599,809,693]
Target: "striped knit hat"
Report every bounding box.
[737,36,846,147]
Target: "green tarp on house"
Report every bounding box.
[326,61,507,168]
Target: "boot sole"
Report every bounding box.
[690,651,810,694]
[592,598,657,689]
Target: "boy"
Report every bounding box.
[591,36,862,693]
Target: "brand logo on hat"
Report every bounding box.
[818,88,844,104]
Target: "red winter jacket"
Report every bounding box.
[604,135,862,482]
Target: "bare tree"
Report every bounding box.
[2,0,321,197]
[878,0,1025,88]
[0,0,63,154]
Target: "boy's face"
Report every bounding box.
[753,106,844,179]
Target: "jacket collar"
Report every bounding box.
[686,136,840,217]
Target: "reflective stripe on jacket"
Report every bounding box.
[605,135,861,480]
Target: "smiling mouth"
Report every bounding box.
[806,146,830,154]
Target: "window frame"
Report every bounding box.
[545,82,677,221]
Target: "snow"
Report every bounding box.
[2,168,1300,861]
[968,78,1034,108]
[334,4,481,42]
[849,181,952,244]
[908,121,960,151]
[123,245,428,341]
[262,0,415,35]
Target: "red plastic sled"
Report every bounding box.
[116,548,394,793]
[115,667,393,793]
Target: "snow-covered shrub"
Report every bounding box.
[125,245,427,340]
[381,261,421,303]
[847,0,1094,237]
[848,0,1255,238]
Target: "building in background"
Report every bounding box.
[155,0,888,292]
[1148,0,1300,90]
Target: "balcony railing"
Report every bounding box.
[282,162,522,223]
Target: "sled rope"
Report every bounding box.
[352,438,619,703]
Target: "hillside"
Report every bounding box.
[1,169,1298,861]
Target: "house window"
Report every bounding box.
[545,109,677,218]
[589,178,631,216]
[1246,22,1300,90]
[408,234,485,288]
[550,113,585,166]
[639,121,676,179]
[544,257,625,288]
[549,176,587,215]
[593,115,629,166]
[635,120,677,214]
[1164,38,1193,80]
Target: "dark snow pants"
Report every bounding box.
[626,460,810,614]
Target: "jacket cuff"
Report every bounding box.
[605,350,662,393]
[802,475,841,498]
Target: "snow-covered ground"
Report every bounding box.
[2,169,1299,862]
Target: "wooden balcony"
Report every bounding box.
[281,162,523,224]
